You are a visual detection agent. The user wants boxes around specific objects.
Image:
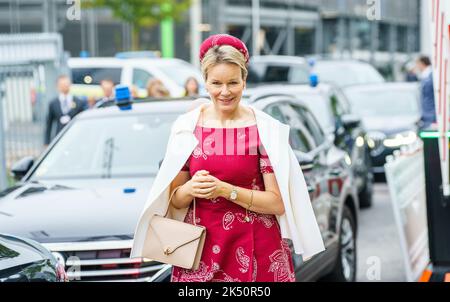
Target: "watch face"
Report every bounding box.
[230,191,237,200]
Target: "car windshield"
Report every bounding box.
[157,63,204,87]
[247,62,310,84]
[32,113,179,180]
[314,62,385,87]
[344,88,419,117]
[71,67,122,85]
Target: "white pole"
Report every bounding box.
[252,0,260,56]
[428,0,450,196]
[190,0,202,68]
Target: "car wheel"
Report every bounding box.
[324,206,357,282]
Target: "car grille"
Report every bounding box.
[43,240,169,282]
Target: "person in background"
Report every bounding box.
[95,78,115,107]
[130,85,139,99]
[415,55,436,129]
[404,61,418,82]
[146,78,170,98]
[87,96,97,109]
[184,76,200,97]
[45,75,86,145]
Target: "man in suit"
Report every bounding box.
[45,75,86,145]
[94,78,115,108]
[416,56,437,129]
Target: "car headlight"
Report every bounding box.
[355,136,365,148]
[383,131,417,148]
[52,252,69,282]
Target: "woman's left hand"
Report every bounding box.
[201,174,226,200]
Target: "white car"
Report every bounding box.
[68,57,204,98]
[247,55,311,85]
[312,59,385,88]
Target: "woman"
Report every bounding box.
[184,76,200,97]
[146,78,170,98]
[131,34,324,282]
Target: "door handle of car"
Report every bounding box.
[330,168,343,176]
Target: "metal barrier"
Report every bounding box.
[384,140,429,282]
[0,33,65,190]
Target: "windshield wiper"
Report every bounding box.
[28,180,74,190]
[102,137,118,178]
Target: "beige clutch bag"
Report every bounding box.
[142,187,206,270]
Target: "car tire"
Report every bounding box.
[323,206,357,282]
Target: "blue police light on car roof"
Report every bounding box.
[123,188,136,194]
[309,73,319,87]
[115,85,133,110]
[307,57,319,87]
[79,50,90,58]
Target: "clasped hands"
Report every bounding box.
[185,170,226,200]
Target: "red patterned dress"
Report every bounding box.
[171,124,295,282]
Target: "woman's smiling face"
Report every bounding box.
[205,63,245,113]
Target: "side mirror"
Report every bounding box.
[11,156,34,181]
[341,114,361,130]
[294,151,314,172]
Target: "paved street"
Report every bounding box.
[356,183,407,282]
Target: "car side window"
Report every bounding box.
[289,66,310,84]
[280,104,316,152]
[289,128,313,153]
[330,94,345,118]
[132,69,154,89]
[290,104,326,146]
[263,104,286,123]
[334,89,352,114]
[264,65,289,82]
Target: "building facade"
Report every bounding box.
[0,0,421,73]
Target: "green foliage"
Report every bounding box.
[83,0,192,27]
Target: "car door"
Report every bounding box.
[331,88,370,192]
[282,103,338,247]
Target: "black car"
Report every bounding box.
[0,233,67,282]
[247,55,311,86]
[245,83,374,208]
[343,82,421,176]
[1,96,358,282]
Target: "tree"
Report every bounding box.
[83,0,192,51]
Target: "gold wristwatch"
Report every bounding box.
[229,186,238,201]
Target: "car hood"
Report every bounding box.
[362,115,419,135]
[0,178,154,244]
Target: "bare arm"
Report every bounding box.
[217,173,285,216]
[191,172,284,216]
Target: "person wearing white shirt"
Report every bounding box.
[45,75,86,145]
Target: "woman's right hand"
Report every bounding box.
[186,170,217,199]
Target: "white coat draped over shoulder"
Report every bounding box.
[130,102,325,259]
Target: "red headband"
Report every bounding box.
[199,34,250,64]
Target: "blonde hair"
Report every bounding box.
[146,78,170,97]
[200,45,248,81]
